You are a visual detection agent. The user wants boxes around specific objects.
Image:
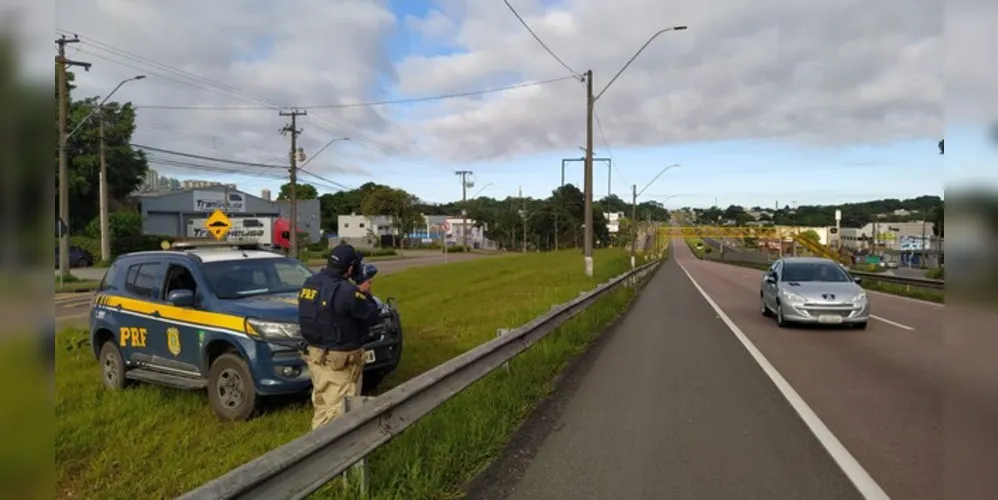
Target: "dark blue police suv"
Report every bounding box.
[88,241,403,421]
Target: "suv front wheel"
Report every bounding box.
[207,353,258,421]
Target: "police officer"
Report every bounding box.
[298,243,380,429]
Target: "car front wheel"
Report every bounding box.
[99,341,128,390]
[207,353,258,421]
[776,302,790,328]
[760,293,772,317]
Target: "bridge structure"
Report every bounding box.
[658,226,852,265]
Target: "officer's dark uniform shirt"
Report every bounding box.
[298,263,380,352]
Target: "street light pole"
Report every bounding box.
[80,75,145,263]
[582,24,687,277]
[629,165,680,268]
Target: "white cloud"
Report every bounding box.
[42,0,950,188]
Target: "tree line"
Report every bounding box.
[281,181,671,251]
[688,195,944,237]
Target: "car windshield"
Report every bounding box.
[781,262,852,283]
[201,257,314,299]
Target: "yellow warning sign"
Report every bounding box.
[204,209,232,240]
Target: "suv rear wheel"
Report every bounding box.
[207,353,257,421]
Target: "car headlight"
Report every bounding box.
[246,318,301,340]
[781,290,807,304]
[849,292,867,305]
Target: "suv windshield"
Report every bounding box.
[201,257,314,299]
[781,261,852,283]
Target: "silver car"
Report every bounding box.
[760,256,869,329]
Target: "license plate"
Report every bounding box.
[818,315,843,324]
[364,349,376,364]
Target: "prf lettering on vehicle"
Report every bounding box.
[119,327,148,348]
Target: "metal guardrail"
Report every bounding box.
[178,259,662,500]
[849,270,944,289]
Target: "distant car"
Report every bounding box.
[760,256,869,329]
[88,241,403,421]
[55,245,93,268]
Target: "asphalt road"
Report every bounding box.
[476,245,863,500]
[472,239,948,500]
[54,251,491,328]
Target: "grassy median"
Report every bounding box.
[56,248,641,499]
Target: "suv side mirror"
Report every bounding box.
[167,289,196,307]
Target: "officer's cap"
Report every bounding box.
[328,243,362,270]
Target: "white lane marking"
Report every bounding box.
[677,260,890,500]
[870,315,914,331]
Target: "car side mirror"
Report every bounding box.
[765,273,777,283]
[853,276,862,284]
[167,289,196,307]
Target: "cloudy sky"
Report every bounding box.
[34,0,989,207]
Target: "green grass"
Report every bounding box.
[56,248,643,499]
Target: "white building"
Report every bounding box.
[337,214,394,239]
[604,212,624,233]
[444,217,487,248]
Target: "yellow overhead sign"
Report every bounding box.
[204,209,232,240]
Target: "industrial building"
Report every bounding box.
[131,186,321,243]
[334,213,491,249]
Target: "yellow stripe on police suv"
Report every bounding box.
[101,295,253,335]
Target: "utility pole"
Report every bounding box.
[521,186,527,253]
[455,170,473,249]
[583,69,595,277]
[98,107,110,261]
[630,184,637,269]
[280,109,306,258]
[579,25,687,276]
[56,35,91,278]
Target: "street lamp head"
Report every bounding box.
[133,75,147,80]
[673,25,688,31]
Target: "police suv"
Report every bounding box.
[88,241,403,421]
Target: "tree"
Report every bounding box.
[360,186,424,248]
[798,229,821,242]
[278,182,318,201]
[318,182,383,232]
[56,71,149,232]
[930,204,944,237]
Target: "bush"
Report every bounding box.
[84,211,144,240]
[444,245,469,253]
[361,248,397,257]
[926,266,945,279]
[69,234,174,260]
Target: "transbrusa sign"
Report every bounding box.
[187,217,272,243]
[193,190,246,212]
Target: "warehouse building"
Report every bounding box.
[131,186,321,243]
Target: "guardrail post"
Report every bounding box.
[341,395,374,497]
[497,328,511,373]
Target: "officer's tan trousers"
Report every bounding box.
[304,346,364,429]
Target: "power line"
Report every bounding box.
[502,0,580,77]
[133,143,286,168]
[298,168,353,191]
[132,76,578,110]
[593,109,628,188]
[58,30,433,167]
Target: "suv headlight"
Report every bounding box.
[246,318,301,340]
[781,290,807,304]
